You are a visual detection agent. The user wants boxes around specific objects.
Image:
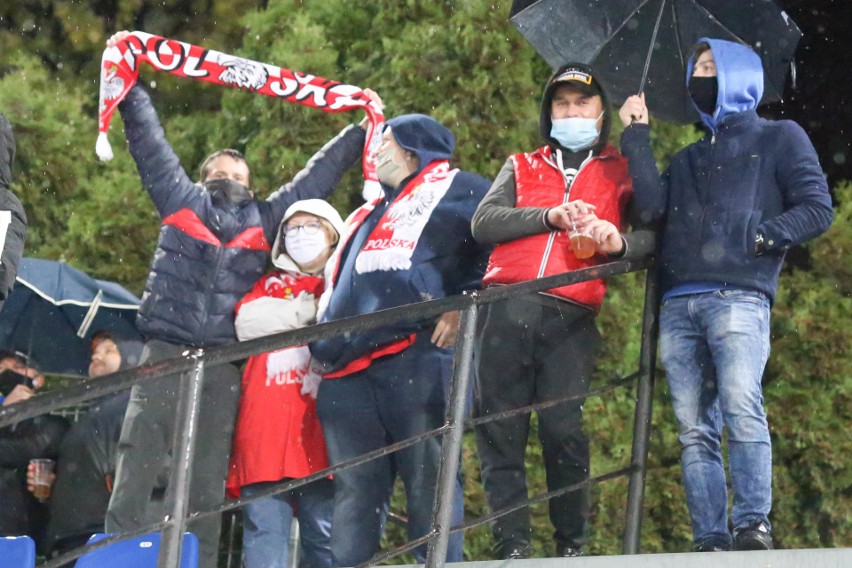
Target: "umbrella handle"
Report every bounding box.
[638,0,668,96]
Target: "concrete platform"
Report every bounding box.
[403,548,852,568]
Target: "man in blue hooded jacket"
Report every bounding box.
[309,114,491,565]
[619,38,833,552]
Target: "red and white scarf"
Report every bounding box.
[355,161,456,273]
[97,31,384,195]
[315,160,457,320]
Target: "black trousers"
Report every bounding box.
[105,339,241,568]
[474,295,600,552]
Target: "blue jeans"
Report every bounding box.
[660,290,772,549]
[241,479,334,568]
[316,334,464,566]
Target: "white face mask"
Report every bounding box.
[285,232,328,266]
[375,147,409,188]
[550,111,604,152]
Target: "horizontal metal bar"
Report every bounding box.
[457,466,634,534]
[193,424,450,521]
[1,257,650,428]
[465,373,638,429]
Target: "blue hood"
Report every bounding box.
[384,114,455,183]
[687,38,764,130]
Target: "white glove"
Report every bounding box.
[301,359,325,399]
[235,293,316,341]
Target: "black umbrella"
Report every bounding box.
[510,0,801,123]
[0,258,141,377]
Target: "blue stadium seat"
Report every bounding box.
[0,536,36,568]
[75,532,198,568]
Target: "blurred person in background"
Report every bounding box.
[27,331,143,563]
[1,350,68,550]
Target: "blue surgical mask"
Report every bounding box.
[550,113,604,152]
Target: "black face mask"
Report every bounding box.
[688,76,718,116]
[204,178,252,207]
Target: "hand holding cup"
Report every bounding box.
[28,459,56,502]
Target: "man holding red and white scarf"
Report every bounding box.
[100,31,373,568]
[309,115,492,565]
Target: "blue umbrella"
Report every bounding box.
[0,258,141,377]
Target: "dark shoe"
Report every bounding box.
[496,541,534,559]
[694,541,729,552]
[556,545,584,557]
[733,521,773,550]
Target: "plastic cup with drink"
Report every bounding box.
[30,458,55,501]
[569,220,597,259]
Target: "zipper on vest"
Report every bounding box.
[537,150,593,278]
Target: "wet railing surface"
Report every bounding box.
[0,256,659,568]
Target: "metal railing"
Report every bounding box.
[0,255,659,567]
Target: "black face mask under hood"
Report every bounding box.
[688,76,719,116]
[204,178,253,209]
[0,112,15,189]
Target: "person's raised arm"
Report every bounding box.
[618,94,670,225]
[108,31,200,219]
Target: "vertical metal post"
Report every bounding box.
[623,267,660,554]
[159,350,205,567]
[426,300,478,568]
[224,512,237,568]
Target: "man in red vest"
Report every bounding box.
[471,62,653,559]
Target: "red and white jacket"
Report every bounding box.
[483,144,632,311]
[226,270,328,497]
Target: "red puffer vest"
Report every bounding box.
[482,144,632,311]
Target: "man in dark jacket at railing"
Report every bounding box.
[309,114,492,565]
[102,31,370,568]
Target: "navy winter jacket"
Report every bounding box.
[120,86,364,346]
[0,112,27,313]
[621,38,833,303]
[310,114,491,372]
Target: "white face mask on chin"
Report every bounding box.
[285,232,328,267]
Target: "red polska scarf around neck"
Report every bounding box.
[97,31,384,196]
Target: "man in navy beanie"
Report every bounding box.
[309,114,492,565]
